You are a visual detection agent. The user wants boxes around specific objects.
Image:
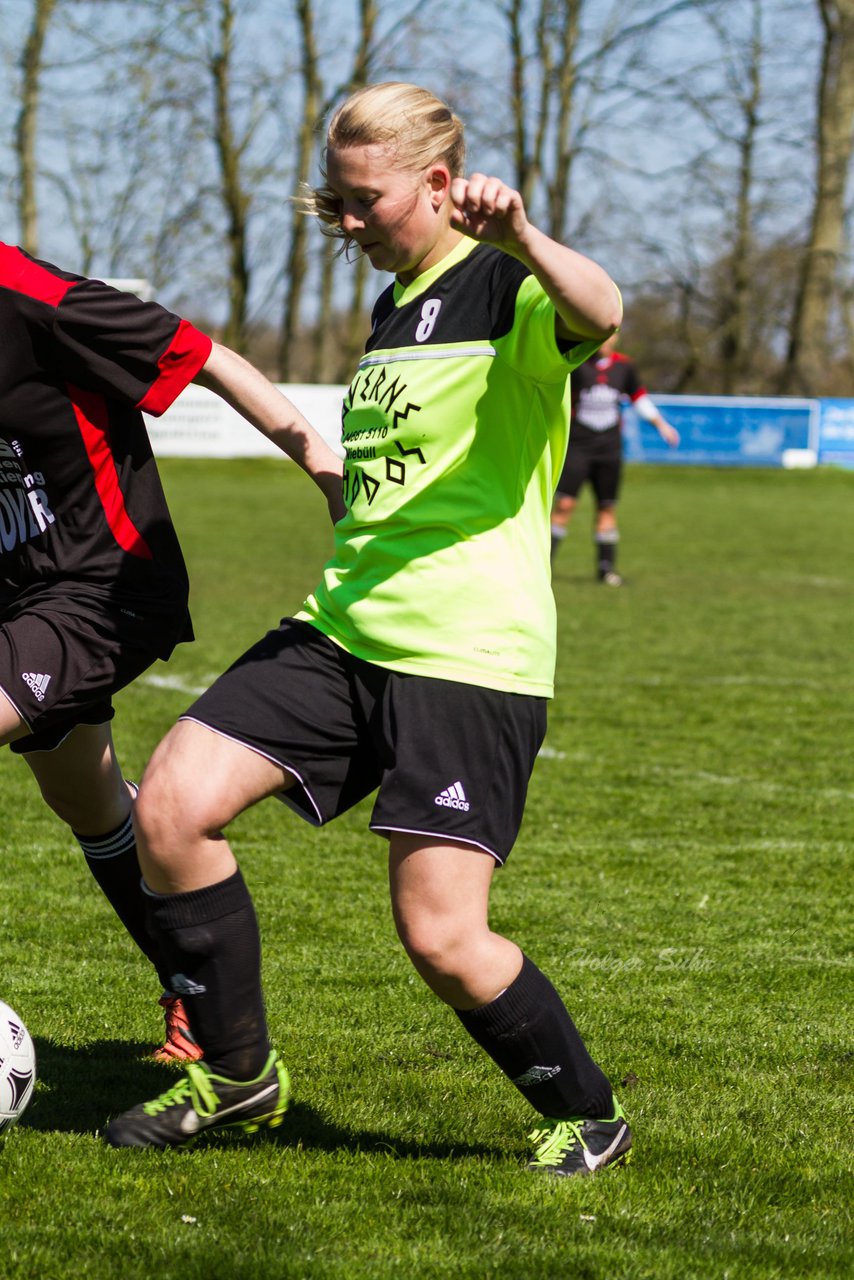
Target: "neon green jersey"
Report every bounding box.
[297,238,601,696]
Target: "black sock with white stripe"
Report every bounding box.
[74,787,170,988]
[455,954,614,1119]
[594,529,619,577]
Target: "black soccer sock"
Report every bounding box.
[143,867,270,1080]
[594,529,619,578]
[74,799,171,989]
[455,954,614,1120]
[550,525,567,562]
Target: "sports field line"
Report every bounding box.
[773,573,848,588]
[648,764,854,800]
[622,674,840,688]
[138,672,219,697]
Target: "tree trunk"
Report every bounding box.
[719,0,762,394]
[340,0,376,378]
[212,0,250,352]
[15,0,57,255]
[310,244,337,383]
[781,0,854,392]
[508,0,552,210]
[547,0,581,239]
[341,253,369,381]
[279,0,321,381]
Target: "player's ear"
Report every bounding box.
[426,164,451,209]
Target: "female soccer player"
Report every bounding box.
[106,83,632,1176]
[0,243,342,1060]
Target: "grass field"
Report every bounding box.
[1,460,851,1280]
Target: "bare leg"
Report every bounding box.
[132,719,298,1076]
[388,832,613,1120]
[0,687,31,746]
[133,719,295,892]
[594,503,621,583]
[388,834,522,1009]
[24,722,132,832]
[550,493,577,560]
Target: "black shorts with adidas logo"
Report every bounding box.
[0,604,164,753]
[182,618,547,864]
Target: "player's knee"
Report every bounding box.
[133,780,175,860]
[133,765,216,861]
[396,911,475,980]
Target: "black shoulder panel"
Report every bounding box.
[364,246,531,353]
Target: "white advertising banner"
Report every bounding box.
[147,384,848,470]
[145,383,347,459]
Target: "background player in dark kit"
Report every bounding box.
[0,243,343,1060]
[106,81,632,1177]
[550,334,679,584]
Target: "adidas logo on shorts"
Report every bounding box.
[434,780,470,812]
[22,671,51,702]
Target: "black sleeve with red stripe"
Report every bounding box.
[1,243,212,416]
[616,354,643,401]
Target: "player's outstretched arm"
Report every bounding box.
[194,342,345,521]
[634,393,680,447]
[654,417,680,447]
[449,173,622,344]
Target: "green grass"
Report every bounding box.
[1,460,851,1279]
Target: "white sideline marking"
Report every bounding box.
[625,675,836,688]
[538,746,567,760]
[656,766,854,802]
[139,672,213,697]
[777,574,847,587]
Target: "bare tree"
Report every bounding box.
[781,0,854,392]
[508,0,552,209]
[14,0,57,254]
[277,0,381,383]
[677,0,768,392]
[210,0,252,350]
[279,0,323,380]
[500,0,720,243]
[716,0,763,393]
[546,0,582,239]
[309,240,337,382]
[338,0,377,381]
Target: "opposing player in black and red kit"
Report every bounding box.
[550,334,679,584]
[0,242,343,1060]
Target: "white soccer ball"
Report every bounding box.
[0,1000,36,1134]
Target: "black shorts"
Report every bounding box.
[0,607,160,754]
[183,619,548,864]
[556,428,622,506]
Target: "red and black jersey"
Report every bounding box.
[0,244,212,657]
[570,350,645,442]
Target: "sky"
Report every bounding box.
[0,0,826,322]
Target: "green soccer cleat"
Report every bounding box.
[527,1099,632,1177]
[104,1050,291,1149]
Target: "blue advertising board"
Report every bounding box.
[817,399,854,468]
[621,395,819,467]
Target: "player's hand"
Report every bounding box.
[449,174,531,251]
[660,422,680,447]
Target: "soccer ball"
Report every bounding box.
[0,1000,36,1134]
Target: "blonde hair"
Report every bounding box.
[301,82,465,241]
